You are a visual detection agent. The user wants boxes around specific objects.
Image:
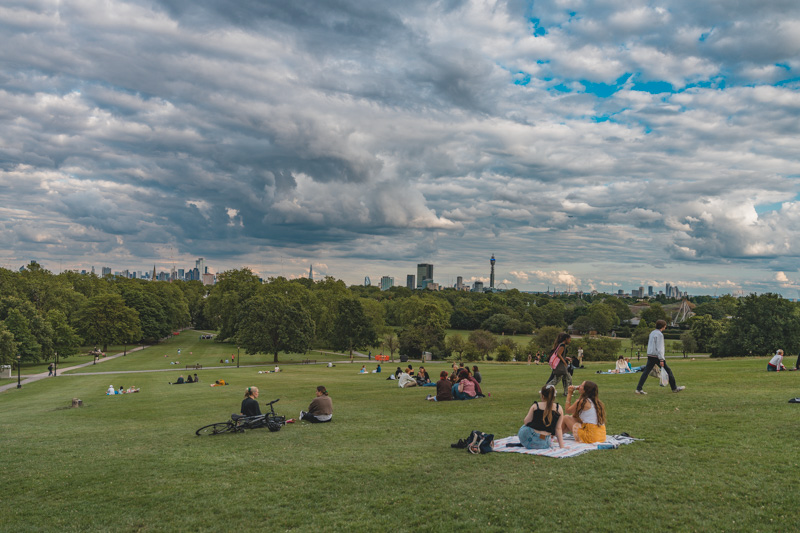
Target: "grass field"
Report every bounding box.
[1,331,797,532]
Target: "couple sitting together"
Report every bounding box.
[426,368,483,401]
[397,365,433,388]
[516,381,607,449]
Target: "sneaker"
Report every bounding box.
[635,390,647,395]
[673,386,685,393]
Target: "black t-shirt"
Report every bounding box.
[526,402,562,434]
[241,397,261,416]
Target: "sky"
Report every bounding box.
[2,0,800,296]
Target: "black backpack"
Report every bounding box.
[466,430,494,454]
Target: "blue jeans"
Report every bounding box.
[518,426,551,449]
[767,364,777,372]
[452,384,475,400]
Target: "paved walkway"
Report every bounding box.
[0,346,148,394]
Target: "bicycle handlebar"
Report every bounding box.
[264,398,279,406]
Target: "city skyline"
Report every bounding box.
[2,2,800,297]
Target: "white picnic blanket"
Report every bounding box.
[492,434,638,459]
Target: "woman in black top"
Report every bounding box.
[518,385,565,449]
[241,387,261,417]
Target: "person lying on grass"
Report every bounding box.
[427,371,454,401]
[300,386,332,423]
[518,384,565,449]
[210,380,227,387]
[241,387,261,416]
[561,381,607,444]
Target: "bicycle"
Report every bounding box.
[196,399,286,436]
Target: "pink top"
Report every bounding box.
[460,379,476,397]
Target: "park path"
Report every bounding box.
[0,345,148,395]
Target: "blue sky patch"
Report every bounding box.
[632,80,673,94]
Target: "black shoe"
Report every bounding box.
[451,439,468,449]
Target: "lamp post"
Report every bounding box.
[54,351,58,377]
[16,355,21,389]
[237,346,240,368]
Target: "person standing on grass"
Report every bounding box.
[635,319,685,394]
[546,333,572,397]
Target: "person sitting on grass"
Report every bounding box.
[517,385,565,449]
[106,384,115,395]
[613,356,628,374]
[300,386,333,423]
[416,366,431,385]
[768,350,787,371]
[241,387,261,417]
[372,364,381,373]
[427,371,454,401]
[561,381,607,444]
[452,370,477,400]
[472,365,482,384]
[398,369,417,388]
[359,365,368,374]
[186,374,194,383]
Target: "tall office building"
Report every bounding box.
[101,266,111,277]
[416,263,433,289]
[648,286,653,297]
[380,276,394,291]
[472,281,484,292]
[309,265,313,281]
[665,283,671,297]
[196,258,205,276]
[490,254,496,289]
[406,274,415,290]
[456,276,463,290]
[364,276,371,286]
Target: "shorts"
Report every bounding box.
[518,425,552,449]
[574,423,606,444]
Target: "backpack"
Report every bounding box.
[466,430,494,454]
[548,344,563,370]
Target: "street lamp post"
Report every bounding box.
[237,346,240,368]
[54,351,58,377]
[16,355,21,389]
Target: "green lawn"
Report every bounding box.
[1,342,797,531]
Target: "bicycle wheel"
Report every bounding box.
[196,422,234,436]
[266,415,285,432]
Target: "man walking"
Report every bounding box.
[635,320,685,394]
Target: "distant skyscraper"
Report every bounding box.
[380,276,394,291]
[416,263,433,289]
[648,286,653,297]
[91,266,95,275]
[456,276,463,290]
[364,276,371,286]
[309,265,313,281]
[196,258,205,276]
[178,268,184,280]
[101,266,111,277]
[490,254,496,289]
[406,274,415,289]
[472,281,484,292]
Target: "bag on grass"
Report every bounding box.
[466,430,494,454]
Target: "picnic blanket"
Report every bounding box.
[493,433,638,459]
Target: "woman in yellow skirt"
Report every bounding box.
[561,381,607,443]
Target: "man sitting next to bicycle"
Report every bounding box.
[300,386,333,423]
[241,387,261,416]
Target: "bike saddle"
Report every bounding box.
[231,414,244,421]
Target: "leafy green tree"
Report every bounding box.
[307,277,349,346]
[0,324,18,365]
[540,301,566,328]
[398,302,449,358]
[680,331,699,356]
[204,268,261,341]
[640,303,668,325]
[688,314,724,353]
[75,293,142,352]
[468,329,497,359]
[237,292,315,363]
[445,333,468,359]
[382,333,399,361]
[585,302,618,334]
[531,325,561,352]
[631,321,651,352]
[481,313,511,334]
[715,293,800,357]
[495,344,513,362]
[603,296,633,322]
[360,298,389,336]
[47,310,81,359]
[331,298,377,358]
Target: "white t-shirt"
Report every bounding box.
[579,399,598,425]
[769,353,783,367]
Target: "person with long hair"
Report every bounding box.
[241,387,261,417]
[300,386,333,423]
[546,332,572,396]
[561,381,607,444]
[518,385,565,449]
[427,370,454,401]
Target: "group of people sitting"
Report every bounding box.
[516,381,607,449]
[169,374,199,384]
[359,365,382,374]
[240,385,333,423]
[106,385,139,394]
[425,363,485,401]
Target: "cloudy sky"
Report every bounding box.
[2,0,800,296]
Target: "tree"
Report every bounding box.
[398,302,449,358]
[640,303,668,326]
[382,333,399,362]
[237,292,315,363]
[481,314,512,334]
[331,298,377,359]
[631,322,651,352]
[531,326,561,352]
[688,314,724,353]
[715,293,800,357]
[204,268,261,341]
[495,344,514,362]
[75,293,141,352]
[468,329,497,360]
[585,302,618,334]
[445,333,468,359]
[680,331,699,357]
[0,324,19,365]
[47,309,80,359]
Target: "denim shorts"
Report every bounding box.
[518,425,552,449]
